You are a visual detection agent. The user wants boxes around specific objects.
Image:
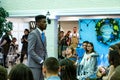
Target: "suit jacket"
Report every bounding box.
[27,28,47,68]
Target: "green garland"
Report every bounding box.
[95,18,119,44]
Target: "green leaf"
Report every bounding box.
[0,7,13,38]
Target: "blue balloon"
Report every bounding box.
[105,20,110,24]
[110,34,114,40]
[97,36,102,40]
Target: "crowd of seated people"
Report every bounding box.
[96,43,120,80]
[54,40,120,80]
[0,31,120,80]
[0,57,77,80]
[0,42,120,80]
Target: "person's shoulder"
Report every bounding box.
[1,35,8,41]
[22,35,26,37]
[109,65,114,69]
[110,65,120,80]
[31,29,37,32]
[29,29,37,34]
[91,52,96,55]
[115,65,120,71]
[47,76,61,80]
[2,34,7,38]
[28,30,38,39]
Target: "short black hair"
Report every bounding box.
[35,15,46,22]
[12,37,17,40]
[24,29,30,33]
[43,57,59,74]
[83,41,89,44]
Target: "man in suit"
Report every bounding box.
[27,15,47,80]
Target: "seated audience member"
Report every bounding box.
[101,45,119,80]
[108,50,120,80]
[0,65,7,80]
[96,66,108,80]
[42,57,60,80]
[65,46,77,63]
[7,37,19,66]
[109,44,119,51]
[76,41,89,79]
[76,41,89,63]
[59,59,77,80]
[8,63,34,80]
[97,44,120,80]
[79,42,98,79]
[115,42,120,50]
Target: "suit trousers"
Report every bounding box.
[30,67,44,80]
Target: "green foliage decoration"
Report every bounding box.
[95,18,119,44]
[0,7,13,38]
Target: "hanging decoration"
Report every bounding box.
[95,18,119,44]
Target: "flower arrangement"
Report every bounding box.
[95,18,119,44]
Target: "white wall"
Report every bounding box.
[7,18,29,52]
[60,21,78,34]
[7,18,58,58]
[1,0,120,58]
[1,0,120,11]
[45,19,58,58]
[0,0,120,17]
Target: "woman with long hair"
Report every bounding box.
[8,63,34,80]
[59,59,77,80]
[108,50,120,80]
[80,42,98,79]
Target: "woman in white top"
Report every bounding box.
[80,42,97,79]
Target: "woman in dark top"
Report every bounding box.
[0,30,12,68]
[20,29,29,63]
[59,59,78,80]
